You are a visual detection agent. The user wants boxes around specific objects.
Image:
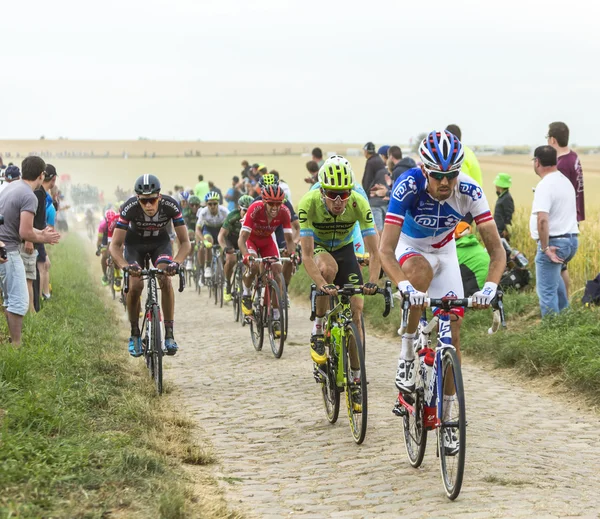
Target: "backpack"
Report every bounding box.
[500,268,531,291]
[582,274,600,306]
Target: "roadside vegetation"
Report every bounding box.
[0,235,239,518]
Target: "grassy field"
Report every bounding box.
[0,234,238,518]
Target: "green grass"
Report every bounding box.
[0,234,235,518]
[290,265,600,398]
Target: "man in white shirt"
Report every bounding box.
[530,146,579,317]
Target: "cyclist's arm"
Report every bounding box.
[363,234,381,285]
[477,220,506,285]
[300,235,329,289]
[291,220,300,244]
[96,232,103,249]
[379,222,408,287]
[218,227,229,250]
[109,228,129,270]
[238,229,251,257]
[173,224,191,265]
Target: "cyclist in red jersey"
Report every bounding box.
[238,183,295,317]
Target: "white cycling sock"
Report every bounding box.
[243,285,251,296]
[312,316,324,335]
[273,308,280,320]
[400,333,416,360]
[350,369,361,382]
[443,395,455,422]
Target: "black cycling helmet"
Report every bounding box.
[134,174,161,195]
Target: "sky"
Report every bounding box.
[2,0,599,146]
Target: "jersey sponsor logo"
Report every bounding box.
[365,210,373,223]
[414,213,461,229]
[122,199,137,214]
[392,175,418,202]
[162,199,180,212]
[298,208,307,224]
[348,273,360,285]
[459,182,483,200]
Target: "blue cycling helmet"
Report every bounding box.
[205,191,220,202]
[419,130,464,173]
[180,191,190,201]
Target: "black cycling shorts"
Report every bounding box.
[124,232,173,267]
[202,225,220,243]
[314,242,363,288]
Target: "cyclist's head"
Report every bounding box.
[105,209,117,221]
[261,185,285,218]
[319,155,354,215]
[238,194,254,214]
[134,174,161,216]
[180,191,190,202]
[205,191,220,214]
[258,173,277,189]
[256,163,268,176]
[188,195,201,209]
[419,130,464,200]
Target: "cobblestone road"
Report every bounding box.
[168,288,600,518]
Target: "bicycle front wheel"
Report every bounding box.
[217,260,224,308]
[321,337,340,424]
[249,288,264,351]
[266,279,285,359]
[151,305,163,396]
[438,347,466,500]
[343,322,367,444]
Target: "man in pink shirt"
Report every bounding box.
[546,121,585,298]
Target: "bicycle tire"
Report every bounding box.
[107,264,115,300]
[232,264,240,322]
[278,273,289,339]
[266,279,285,358]
[438,347,466,500]
[360,313,366,359]
[249,284,264,351]
[343,322,367,444]
[142,313,153,377]
[402,384,428,468]
[217,259,224,308]
[321,334,340,424]
[151,305,163,396]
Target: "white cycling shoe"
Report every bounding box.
[395,357,417,393]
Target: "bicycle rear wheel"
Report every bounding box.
[438,347,466,500]
[249,286,264,351]
[151,305,163,396]
[266,279,285,358]
[402,384,428,468]
[278,273,289,339]
[217,259,224,308]
[232,264,240,322]
[343,322,367,444]
[321,337,340,424]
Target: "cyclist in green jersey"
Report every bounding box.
[183,195,201,231]
[218,195,254,302]
[298,155,382,364]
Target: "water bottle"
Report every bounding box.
[418,347,435,390]
[331,325,343,387]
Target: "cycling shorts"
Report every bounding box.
[124,233,173,267]
[203,226,220,243]
[396,236,464,317]
[315,242,363,288]
[246,234,280,262]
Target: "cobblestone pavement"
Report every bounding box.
[168,288,600,518]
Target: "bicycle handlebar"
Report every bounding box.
[399,291,506,331]
[249,256,293,265]
[123,266,185,294]
[309,281,394,321]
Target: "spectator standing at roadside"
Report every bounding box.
[493,173,514,241]
[0,156,61,345]
[0,165,22,195]
[546,121,585,299]
[208,181,223,204]
[530,146,579,317]
[361,141,388,231]
[225,176,242,211]
[305,160,319,185]
[312,147,324,168]
[240,160,252,179]
[378,145,390,165]
[446,124,483,186]
[388,145,417,183]
[194,174,210,201]
[270,170,292,203]
[37,167,57,302]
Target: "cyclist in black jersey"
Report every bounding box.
[109,174,191,357]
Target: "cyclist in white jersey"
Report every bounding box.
[379,130,506,397]
[195,191,229,279]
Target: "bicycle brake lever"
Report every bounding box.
[178,268,185,293]
[123,271,130,294]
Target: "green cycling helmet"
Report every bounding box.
[205,191,220,202]
[318,155,354,190]
[188,195,201,205]
[259,173,276,187]
[238,195,254,210]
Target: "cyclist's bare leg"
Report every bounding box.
[198,246,206,270]
[314,252,338,317]
[101,249,109,276]
[242,256,259,290]
[127,276,143,333]
[282,260,293,288]
[158,274,174,321]
[204,235,214,268]
[399,255,433,334]
[224,251,236,288]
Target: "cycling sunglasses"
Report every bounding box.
[426,169,460,181]
[207,201,218,206]
[139,197,159,206]
[323,189,351,201]
[265,201,283,207]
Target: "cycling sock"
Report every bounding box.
[273,308,280,320]
[350,369,361,382]
[130,322,140,337]
[442,395,454,422]
[164,320,174,339]
[400,332,416,360]
[243,285,251,296]
[312,316,324,335]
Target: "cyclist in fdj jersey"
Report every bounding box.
[238,184,295,336]
[218,194,254,302]
[255,173,300,290]
[195,191,229,281]
[298,155,381,365]
[109,174,191,357]
[96,209,116,286]
[379,130,506,447]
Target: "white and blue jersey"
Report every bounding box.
[310,182,367,255]
[385,168,493,253]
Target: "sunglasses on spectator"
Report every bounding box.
[323,189,351,201]
[426,169,460,181]
[139,197,159,206]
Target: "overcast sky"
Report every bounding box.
[2,0,599,146]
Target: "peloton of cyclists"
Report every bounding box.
[195,191,229,283]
